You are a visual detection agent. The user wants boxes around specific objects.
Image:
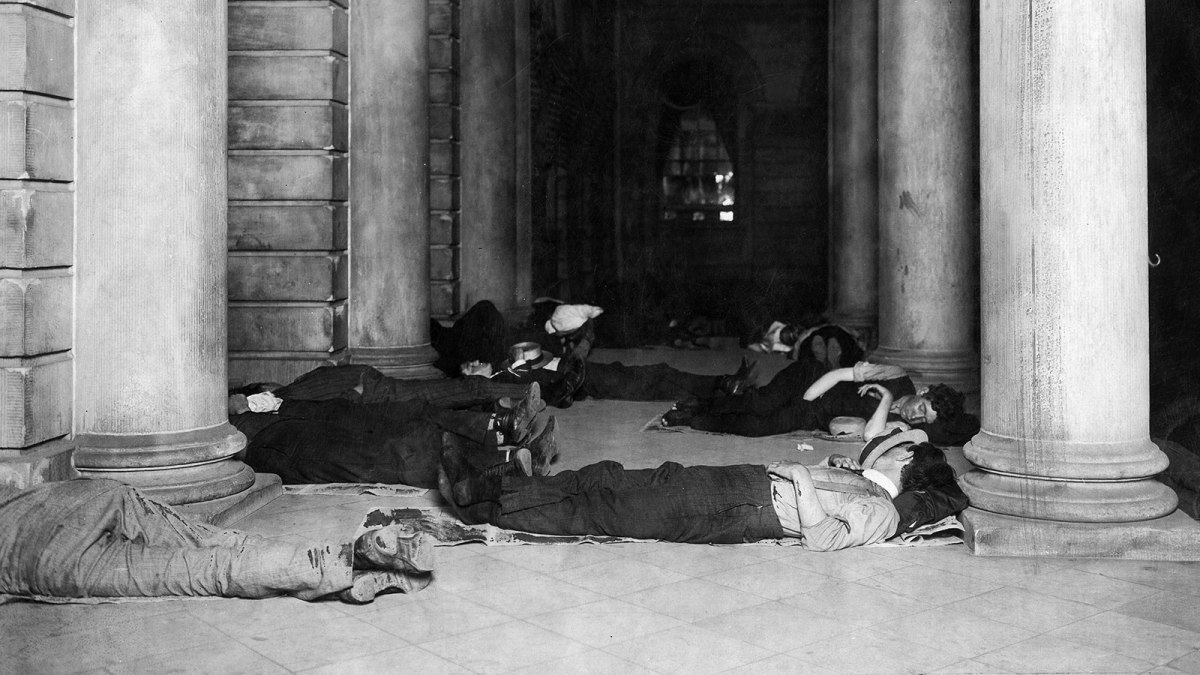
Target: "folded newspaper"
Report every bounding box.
[886,515,964,547]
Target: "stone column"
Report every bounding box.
[873,0,978,392]
[460,0,522,318]
[348,0,440,378]
[74,1,254,507]
[827,0,878,344]
[962,1,1181,557]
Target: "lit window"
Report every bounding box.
[662,107,735,209]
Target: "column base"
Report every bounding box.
[869,345,979,393]
[961,468,1179,522]
[174,472,283,527]
[351,344,442,380]
[0,437,77,488]
[961,507,1200,561]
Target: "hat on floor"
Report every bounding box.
[501,341,555,370]
[544,304,604,335]
[858,427,929,469]
[828,416,866,437]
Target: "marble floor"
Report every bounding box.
[4,346,1200,674]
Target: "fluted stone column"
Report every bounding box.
[348,0,440,378]
[74,1,253,506]
[827,0,878,343]
[962,1,1182,558]
[873,0,978,392]
[460,0,523,318]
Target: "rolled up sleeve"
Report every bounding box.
[799,498,900,551]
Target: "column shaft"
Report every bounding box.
[348,0,439,378]
[74,0,251,505]
[460,1,521,316]
[827,0,879,341]
[875,0,979,392]
[965,0,1175,524]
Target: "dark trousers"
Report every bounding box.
[482,461,784,544]
[275,365,529,409]
[241,399,503,486]
[580,362,719,401]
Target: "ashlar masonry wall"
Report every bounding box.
[0,0,75,486]
[226,0,349,386]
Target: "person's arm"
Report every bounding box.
[858,383,894,440]
[767,461,828,526]
[802,367,856,401]
[767,461,898,551]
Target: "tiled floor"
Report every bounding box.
[5,347,1200,674]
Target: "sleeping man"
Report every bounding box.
[438,427,969,550]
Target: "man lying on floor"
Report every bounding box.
[438,428,968,549]
[0,478,436,604]
[432,302,863,408]
[663,358,980,447]
[229,383,560,484]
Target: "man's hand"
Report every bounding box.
[767,461,811,482]
[826,454,862,471]
[857,383,892,401]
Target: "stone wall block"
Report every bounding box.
[0,353,70,447]
[0,6,73,97]
[228,302,347,352]
[228,152,347,200]
[0,271,71,355]
[429,246,457,280]
[229,54,348,103]
[429,71,458,105]
[429,176,460,210]
[429,212,457,245]
[0,439,76,488]
[429,105,458,139]
[229,102,347,151]
[429,34,458,70]
[228,3,347,54]
[228,202,347,251]
[228,352,346,390]
[429,139,459,175]
[6,1,73,17]
[430,281,457,317]
[0,94,72,180]
[0,183,72,267]
[228,252,347,302]
[429,1,457,36]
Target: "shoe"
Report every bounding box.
[661,408,694,427]
[497,382,545,444]
[526,416,558,475]
[545,355,585,408]
[485,447,532,478]
[354,526,437,573]
[339,570,430,604]
[716,357,758,396]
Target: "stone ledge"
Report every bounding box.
[962,507,1200,561]
[175,472,283,528]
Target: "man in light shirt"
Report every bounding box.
[439,428,965,551]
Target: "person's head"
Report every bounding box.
[893,383,965,426]
[861,430,956,494]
